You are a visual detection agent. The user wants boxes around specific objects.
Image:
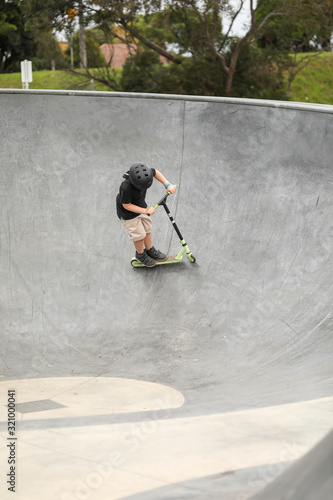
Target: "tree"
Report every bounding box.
[258,0,333,51]
[34,30,66,70]
[0,1,66,73]
[0,1,18,72]
[256,0,333,92]
[21,0,90,68]
[184,0,286,96]
[0,0,37,73]
[92,0,289,95]
[66,28,105,68]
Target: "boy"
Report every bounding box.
[116,163,177,267]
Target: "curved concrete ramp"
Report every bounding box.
[250,429,333,500]
[0,90,333,500]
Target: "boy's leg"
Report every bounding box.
[122,216,148,252]
[145,232,167,261]
[132,232,153,254]
[134,232,166,263]
[121,216,156,267]
[134,239,145,254]
[144,233,153,251]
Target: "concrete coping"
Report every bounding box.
[1,88,332,115]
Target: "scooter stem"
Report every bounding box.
[151,186,196,264]
[154,188,174,210]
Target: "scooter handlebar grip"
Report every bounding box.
[167,184,177,194]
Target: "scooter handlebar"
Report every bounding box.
[154,186,177,210]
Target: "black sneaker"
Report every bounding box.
[146,246,167,261]
[135,250,156,267]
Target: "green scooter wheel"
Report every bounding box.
[131,258,142,268]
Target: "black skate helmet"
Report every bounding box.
[129,163,153,190]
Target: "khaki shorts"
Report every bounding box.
[121,214,152,242]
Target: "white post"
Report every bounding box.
[21,60,33,89]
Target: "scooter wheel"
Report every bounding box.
[189,255,196,263]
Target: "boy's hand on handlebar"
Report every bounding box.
[146,206,156,215]
[167,184,177,194]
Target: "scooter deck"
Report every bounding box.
[131,255,182,268]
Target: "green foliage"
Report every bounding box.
[120,7,239,96]
[0,2,17,72]
[121,42,289,100]
[65,29,105,68]
[0,0,35,73]
[134,12,175,47]
[160,4,224,58]
[0,15,17,37]
[0,1,66,73]
[229,44,290,100]
[33,31,66,70]
[121,49,162,93]
[20,1,88,32]
[159,57,226,96]
[256,0,333,52]
[87,28,108,46]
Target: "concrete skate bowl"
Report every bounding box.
[0,89,333,500]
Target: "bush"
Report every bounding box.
[121,49,227,95]
[121,49,162,92]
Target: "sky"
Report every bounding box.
[227,0,252,36]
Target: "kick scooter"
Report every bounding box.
[131,190,196,268]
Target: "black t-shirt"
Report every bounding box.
[116,169,156,220]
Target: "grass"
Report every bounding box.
[287,51,333,105]
[0,68,116,92]
[0,52,332,105]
